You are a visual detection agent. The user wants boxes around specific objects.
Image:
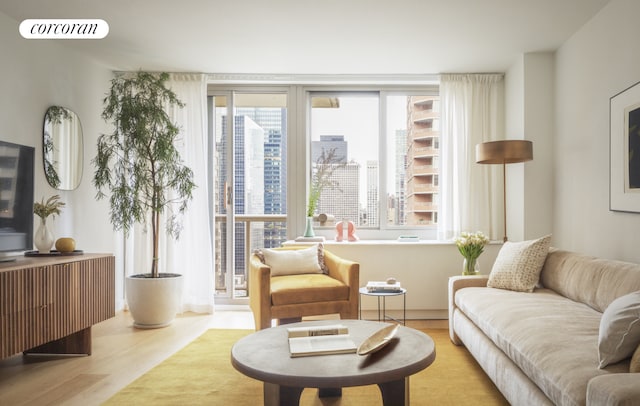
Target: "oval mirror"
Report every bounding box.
[43,106,83,190]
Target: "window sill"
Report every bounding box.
[284,239,503,246]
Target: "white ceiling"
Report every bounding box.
[0,0,611,74]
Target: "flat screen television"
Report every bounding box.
[0,140,34,256]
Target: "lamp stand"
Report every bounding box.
[502,162,507,242]
[476,140,533,244]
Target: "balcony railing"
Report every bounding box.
[214,214,287,300]
[410,96,440,106]
[411,110,439,123]
[412,146,439,158]
[408,184,438,194]
[408,165,438,176]
[406,201,438,212]
[411,128,439,140]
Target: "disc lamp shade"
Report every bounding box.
[476,140,533,242]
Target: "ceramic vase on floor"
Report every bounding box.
[34,217,54,253]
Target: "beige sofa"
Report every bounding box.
[449,248,640,406]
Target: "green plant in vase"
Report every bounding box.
[455,231,489,275]
[33,195,65,253]
[306,148,346,237]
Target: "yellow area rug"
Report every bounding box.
[104,328,508,405]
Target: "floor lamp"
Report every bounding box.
[476,140,533,242]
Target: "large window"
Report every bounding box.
[310,93,379,227]
[208,81,439,303]
[308,90,440,239]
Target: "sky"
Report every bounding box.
[310,94,408,206]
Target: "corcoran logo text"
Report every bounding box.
[19,19,109,39]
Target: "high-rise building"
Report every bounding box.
[405,96,440,225]
[366,160,378,226]
[312,135,348,164]
[236,107,287,215]
[216,115,265,294]
[395,129,407,225]
[316,163,360,224]
[236,107,287,249]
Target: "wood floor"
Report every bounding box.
[0,309,447,405]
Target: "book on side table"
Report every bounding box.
[287,324,357,357]
[366,281,403,293]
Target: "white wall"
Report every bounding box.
[0,12,123,307]
[292,241,502,319]
[555,0,640,263]
[505,53,555,243]
[523,53,555,241]
[505,56,526,241]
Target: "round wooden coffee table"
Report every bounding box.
[231,319,435,406]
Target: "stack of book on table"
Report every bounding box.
[287,324,357,357]
[366,280,403,293]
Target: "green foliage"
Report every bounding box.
[307,148,346,217]
[43,107,72,189]
[92,71,195,277]
[33,195,65,220]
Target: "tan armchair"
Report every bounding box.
[249,247,360,330]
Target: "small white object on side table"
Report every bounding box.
[359,286,407,325]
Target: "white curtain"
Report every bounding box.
[438,73,504,241]
[126,73,214,314]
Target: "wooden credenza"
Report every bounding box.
[0,253,115,359]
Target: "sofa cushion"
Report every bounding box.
[270,273,349,306]
[598,290,640,368]
[487,235,551,292]
[540,249,640,313]
[455,287,629,406]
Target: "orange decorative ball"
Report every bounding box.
[55,238,76,253]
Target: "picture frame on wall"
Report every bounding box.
[610,80,640,213]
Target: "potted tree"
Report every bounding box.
[93,71,195,328]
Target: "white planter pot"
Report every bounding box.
[125,273,183,329]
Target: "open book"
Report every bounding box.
[287,324,357,357]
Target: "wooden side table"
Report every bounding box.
[359,287,407,325]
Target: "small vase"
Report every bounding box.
[34,217,54,253]
[463,257,480,276]
[303,216,315,237]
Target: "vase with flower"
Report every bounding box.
[305,148,345,238]
[455,231,489,275]
[33,195,65,253]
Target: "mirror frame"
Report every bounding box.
[43,106,83,190]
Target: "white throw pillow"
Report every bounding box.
[598,290,640,368]
[487,235,551,293]
[260,244,323,276]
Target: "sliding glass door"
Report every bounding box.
[210,92,288,303]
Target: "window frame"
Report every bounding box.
[207,77,440,244]
[301,86,440,241]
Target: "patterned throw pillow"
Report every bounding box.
[487,235,552,292]
[253,243,329,275]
